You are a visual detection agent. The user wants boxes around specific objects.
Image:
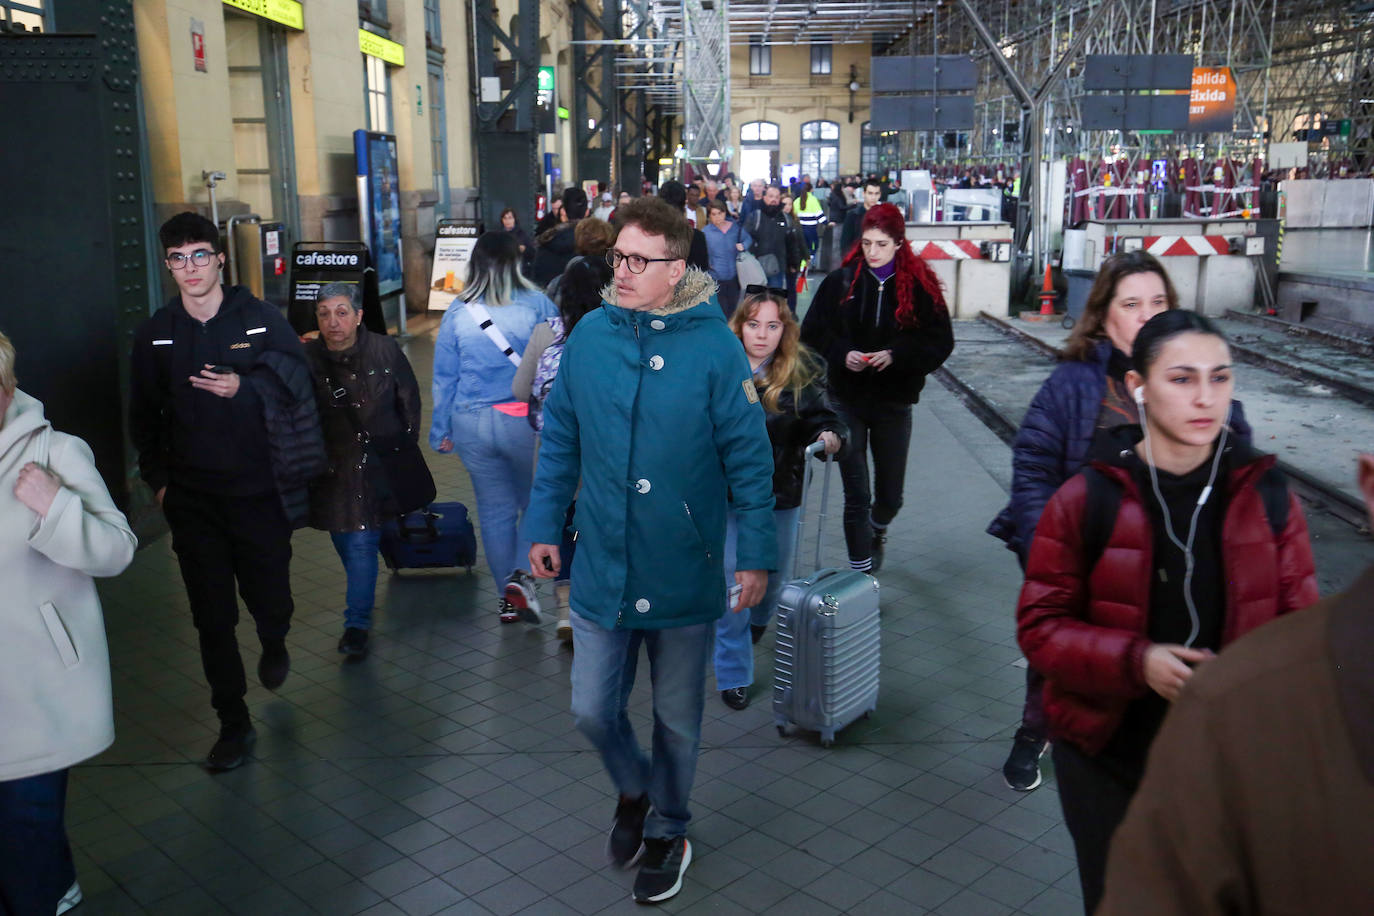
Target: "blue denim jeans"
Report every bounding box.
[713,507,801,690]
[330,529,382,630]
[451,406,536,593]
[0,769,74,915]
[570,613,712,840]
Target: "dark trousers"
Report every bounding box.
[163,485,294,727]
[834,399,914,562]
[717,276,741,317]
[0,770,74,915]
[1051,742,1141,915]
[1020,666,1048,740]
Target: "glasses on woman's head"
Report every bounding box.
[605,249,680,274]
[744,284,788,299]
[165,249,217,270]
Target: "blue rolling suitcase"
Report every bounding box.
[773,443,881,747]
[379,503,477,572]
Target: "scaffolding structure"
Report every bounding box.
[885,0,1374,175]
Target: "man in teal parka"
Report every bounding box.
[524,197,776,904]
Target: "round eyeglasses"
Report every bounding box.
[165,249,217,270]
[605,249,680,274]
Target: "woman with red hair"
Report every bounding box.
[800,203,954,572]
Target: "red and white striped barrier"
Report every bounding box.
[1114,235,1231,256]
[910,239,998,260]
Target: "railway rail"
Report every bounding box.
[936,312,1371,531]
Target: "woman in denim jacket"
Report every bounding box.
[431,232,558,623]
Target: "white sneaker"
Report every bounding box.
[56,881,82,915]
[503,570,543,624]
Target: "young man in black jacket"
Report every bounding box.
[129,212,319,771]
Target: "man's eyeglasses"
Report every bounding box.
[744,284,788,298]
[606,249,680,274]
[165,249,217,270]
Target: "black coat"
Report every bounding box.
[762,378,849,511]
[129,284,323,526]
[304,327,423,531]
[800,265,955,406]
[530,222,579,286]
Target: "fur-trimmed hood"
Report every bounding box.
[601,267,718,316]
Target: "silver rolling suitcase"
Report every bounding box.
[773,442,881,747]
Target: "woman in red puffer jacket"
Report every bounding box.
[1016,310,1318,916]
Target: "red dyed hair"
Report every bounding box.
[840,203,947,328]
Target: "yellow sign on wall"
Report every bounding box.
[222,0,303,30]
[359,30,405,67]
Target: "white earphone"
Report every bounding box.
[1138,389,1233,648]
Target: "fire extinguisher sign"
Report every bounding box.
[191,19,207,73]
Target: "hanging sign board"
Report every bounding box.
[428,220,481,312]
[1189,67,1236,132]
[222,0,304,30]
[359,29,405,67]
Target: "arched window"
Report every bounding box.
[740,121,780,146]
[801,120,840,180]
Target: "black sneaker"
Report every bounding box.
[205,724,256,771]
[720,687,749,710]
[338,627,369,657]
[870,526,888,573]
[257,642,290,690]
[633,837,692,904]
[1003,727,1048,791]
[750,624,767,644]
[607,794,651,868]
[503,571,543,624]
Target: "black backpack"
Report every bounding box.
[1080,463,1290,572]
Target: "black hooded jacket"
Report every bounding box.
[800,264,954,406]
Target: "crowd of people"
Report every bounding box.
[4,183,1374,913]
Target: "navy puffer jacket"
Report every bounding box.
[987,338,1251,563]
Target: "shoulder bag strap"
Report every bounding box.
[461,299,524,367]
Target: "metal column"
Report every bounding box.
[473,0,541,229]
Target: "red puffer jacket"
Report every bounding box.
[1016,452,1319,755]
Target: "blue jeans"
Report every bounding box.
[713,507,801,690]
[0,769,74,915]
[765,272,786,289]
[570,613,712,840]
[452,406,536,593]
[330,529,382,630]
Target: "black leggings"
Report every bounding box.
[834,399,913,562]
[1051,742,1143,915]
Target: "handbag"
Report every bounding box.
[332,389,436,515]
[736,250,768,288]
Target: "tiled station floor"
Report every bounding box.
[70,324,1082,915]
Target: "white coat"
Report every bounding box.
[1,390,135,781]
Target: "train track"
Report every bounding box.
[1223,310,1374,359]
[937,312,1370,530]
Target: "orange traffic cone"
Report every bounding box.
[1038,264,1056,315]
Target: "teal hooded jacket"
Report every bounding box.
[521,268,778,630]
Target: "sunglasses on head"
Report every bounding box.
[744,284,788,298]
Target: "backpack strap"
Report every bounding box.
[1080,466,1122,574]
[1255,465,1291,539]
[460,299,524,367]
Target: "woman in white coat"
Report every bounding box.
[0,331,136,915]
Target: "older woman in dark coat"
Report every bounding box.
[305,283,423,658]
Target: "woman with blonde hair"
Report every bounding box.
[713,287,847,709]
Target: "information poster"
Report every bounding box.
[354,129,404,296]
[428,220,481,311]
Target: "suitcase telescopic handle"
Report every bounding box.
[793,440,834,579]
